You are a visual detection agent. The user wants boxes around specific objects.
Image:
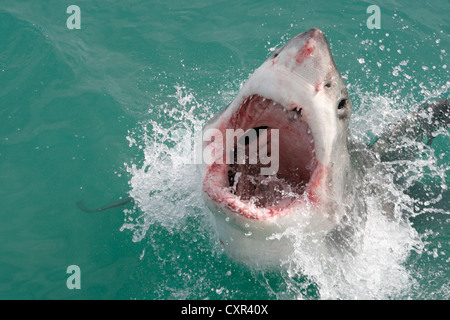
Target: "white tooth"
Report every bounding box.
[293,112,298,119]
[307,129,311,134]
[262,97,266,102]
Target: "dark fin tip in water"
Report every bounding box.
[76,197,134,213]
[369,99,449,161]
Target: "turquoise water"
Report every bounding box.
[0,0,448,300]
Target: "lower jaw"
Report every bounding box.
[209,201,298,266]
[202,162,322,221]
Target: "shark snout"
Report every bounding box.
[293,28,325,44]
[303,28,324,37]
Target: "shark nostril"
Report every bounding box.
[338,99,347,110]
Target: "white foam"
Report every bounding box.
[122,83,448,299]
[121,86,207,242]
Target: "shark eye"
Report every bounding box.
[324,82,332,88]
[273,53,279,58]
[337,99,347,110]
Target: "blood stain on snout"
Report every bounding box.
[295,41,315,65]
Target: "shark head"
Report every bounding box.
[201,28,353,264]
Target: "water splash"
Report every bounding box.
[120,86,208,242]
[122,78,448,299]
[274,169,425,299]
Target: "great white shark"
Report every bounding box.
[76,28,448,268]
[201,28,449,265]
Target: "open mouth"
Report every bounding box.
[203,94,318,219]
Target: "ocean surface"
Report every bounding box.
[0,0,448,300]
